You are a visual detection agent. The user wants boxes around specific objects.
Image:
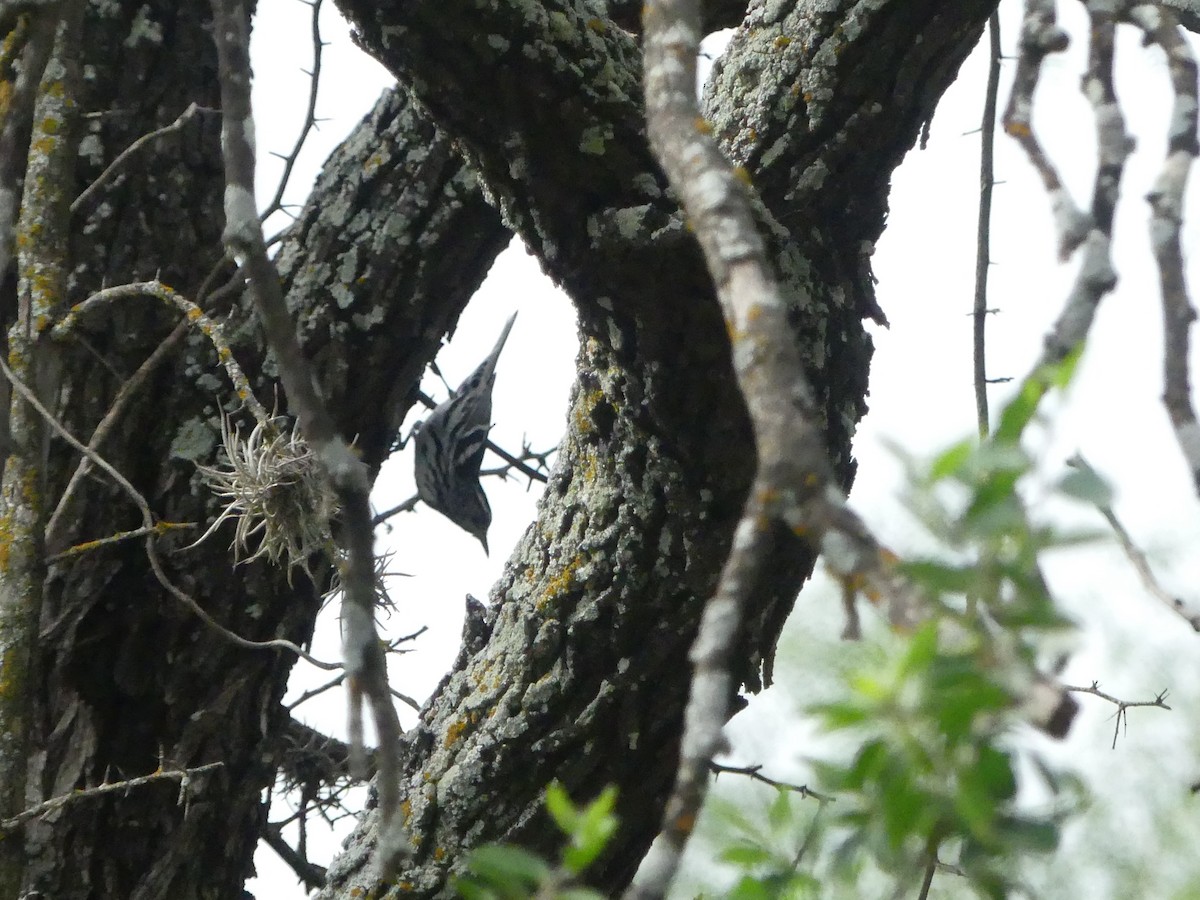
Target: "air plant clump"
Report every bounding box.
[193,415,336,578]
[324,547,401,614]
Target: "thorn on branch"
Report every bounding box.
[1064,681,1172,749]
[708,762,835,803]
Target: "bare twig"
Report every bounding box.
[973,12,1001,439]
[285,671,347,711]
[70,102,217,215]
[51,280,271,426]
[46,521,195,562]
[371,493,419,527]
[210,0,408,874]
[1064,680,1171,749]
[708,762,835,803]
[46,319,188,545]
[0,761,224,833]
[1068,453,1200,632]
[263,821,327,890]
[261,0,326,235]
[916,850,938,900]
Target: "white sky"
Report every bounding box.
[245,2,1200,896]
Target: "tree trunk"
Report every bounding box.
[0,1,995,897]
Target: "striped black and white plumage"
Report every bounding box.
[413,313,516,553]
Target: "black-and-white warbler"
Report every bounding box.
[413,312,517,554]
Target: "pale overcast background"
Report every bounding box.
[245,2,1200,896]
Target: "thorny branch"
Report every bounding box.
[210,0,408,875]
[0,761,224,833]
[263,821,327,891]
[709,762,835,803]
[973,12,1001,439]
[51,280,272,425]
[261,0,326,236]
[1064,680,1171,749]
[45,318,189,545]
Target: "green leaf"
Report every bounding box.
[976,745,1017,801]
[727,877,776,900]
[767,787,793,831]
[995,376,1047,443]
[561,786,618,874]
[898,622,939,678]
[462,845,550,887]
[721,843,776,867]
[544,782,578,833]
[844,740,889,789]
[928,438,975,482]
[994,343,1084,442]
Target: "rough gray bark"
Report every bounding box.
[0,0,996,898]
[6,4,505,898]
[316,0,997,896]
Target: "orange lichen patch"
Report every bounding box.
[693,116,713,135]
[572,388,607,434]
[444,717,469,748]
[673,811,696,833]
[1005,121,1031,138]
[187,306,203,321]
[732,166,752,186]
[774,35,791,48]
[541,554,583,606]
[0,511,13,572]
